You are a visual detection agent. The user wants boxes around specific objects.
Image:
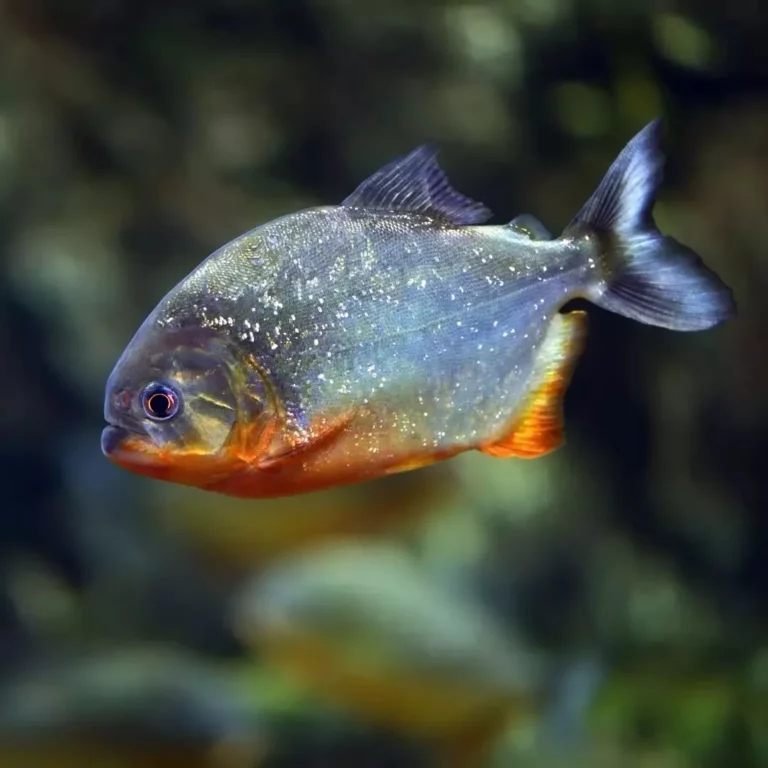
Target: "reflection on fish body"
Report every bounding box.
[102,121,735,498]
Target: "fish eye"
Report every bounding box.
[141,382,182,421]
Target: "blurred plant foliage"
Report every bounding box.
[0,0,766,766]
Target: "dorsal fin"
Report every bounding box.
[342,145,492,225]
[508,214,553,241]
[479,311,587,459]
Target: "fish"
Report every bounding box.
[102,120,735,498]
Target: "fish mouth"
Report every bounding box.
[101,424,131,456]
[101,424,154,463]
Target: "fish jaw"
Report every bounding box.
[101,424,133,458]
[100,422,251,489]
[101,423,201,485]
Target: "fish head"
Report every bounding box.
[101,317,277,489]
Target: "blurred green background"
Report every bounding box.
[0,1,765,766]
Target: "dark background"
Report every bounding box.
[0,1,765,766]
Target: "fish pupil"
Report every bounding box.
[149,393,172,416]
[142,383,179,420]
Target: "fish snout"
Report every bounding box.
[102,386,145,451]
[101,424,131,457]
[105,386,135,419]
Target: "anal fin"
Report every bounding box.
[479,311,587,459]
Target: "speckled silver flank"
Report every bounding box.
[148,205,596,466]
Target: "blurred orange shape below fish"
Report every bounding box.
[232,542,549,767]
[157,463,456,573]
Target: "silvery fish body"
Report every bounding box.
[167,208,587,452]
[102,121,735,498]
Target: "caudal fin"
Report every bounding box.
[564,120,736,331]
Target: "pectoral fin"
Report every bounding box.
[479,311,587,459]
[257,411,357,472]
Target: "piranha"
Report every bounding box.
[102,121,735,498]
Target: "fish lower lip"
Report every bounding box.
[101,425,132,456]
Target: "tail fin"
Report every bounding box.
[564,120,735,331]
